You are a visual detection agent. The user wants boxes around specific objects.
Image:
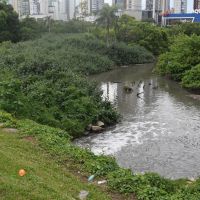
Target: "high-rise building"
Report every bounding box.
[9,0,19,13]
[124,0,142,20]
[146,0,153,11]
[91,0,104,12]
[13,0,30,16]
[151,0,170,24]
[174,0,187,13]
[21,0,30,16]
[112,0,126,9]
[59,0,76,20]
[151,0,170,13]
[30,0,40,15]
[39,0,48,15]
[194,0,200,9]
[126,0,142,10]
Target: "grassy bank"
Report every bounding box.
[1,111,200,200]
[0,130,111,200]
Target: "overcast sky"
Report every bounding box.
[104,0,194,12]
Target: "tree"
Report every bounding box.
[116,16,169,55]
[96,5,117,46]
[0,2,20,42]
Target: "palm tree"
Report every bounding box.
[96,5,117,47]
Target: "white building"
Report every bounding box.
[91,0,104,13]
[126,0,141,10]
[124,0,142,20]
[39,0,49,15]
[29,0,40,15]
[11,0,30,16]
[174,0,187,13]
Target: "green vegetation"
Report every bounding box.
[0,130,111,200]
[115,15,169,55]
[0,33,153,138]
[156,34,200,91]
[1,111,200,200]
[96,5,118,46]
[182,64,200,90]
[0,2,20,42]
[0,2,95,42]
[1,3,200,199]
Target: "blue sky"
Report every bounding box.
[105,0,194,12]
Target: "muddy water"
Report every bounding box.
[75,64,200,179]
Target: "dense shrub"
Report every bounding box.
[167,23,200,37]
[50,20,94,33]
[0,34,153,137]
[115,15,169,55]
[182,64,200,90]
[19,17,47,41]
[59,34,154,65]
[0,2,20,42]
[156,34,200,90]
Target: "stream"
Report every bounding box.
[74,64,200,179]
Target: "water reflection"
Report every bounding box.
[75,64,200,179]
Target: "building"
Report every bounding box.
[126,0,141,10]
[174,0,187,13]
[91,0,104,13]
[194,0,200,9]
[112,0,126,9]
[144,0,170,24]
[124,0,142,20]
[146,0,153,11]
[39,0,48,15]
[164,13,200,24]
[8,0,19,13]
[29,0,40,15]
[12,0,30,16]
[74,0,91,19]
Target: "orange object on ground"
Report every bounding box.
[18,169,26,177]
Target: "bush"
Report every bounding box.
[182,64,200,90]
[156,34,200,90]
[116,15,169,55]
[0,34,129,137]
[0,3,20,42]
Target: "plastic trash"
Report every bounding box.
[79,190,89,200]
[88,175,95,182]
[97,180,107,185]
[18,169,26,177]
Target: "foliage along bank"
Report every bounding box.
[1,110,200,200]
[0,33,154,138]
[155,34,200,92]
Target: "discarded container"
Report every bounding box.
[18,169,26,177]
[79,190,89,200]
[88,175,95,182]
[97,180,107,185]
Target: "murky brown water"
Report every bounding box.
[75,64,200,179]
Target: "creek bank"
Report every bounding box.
[188,94,200,101]
[86,121,105,134]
